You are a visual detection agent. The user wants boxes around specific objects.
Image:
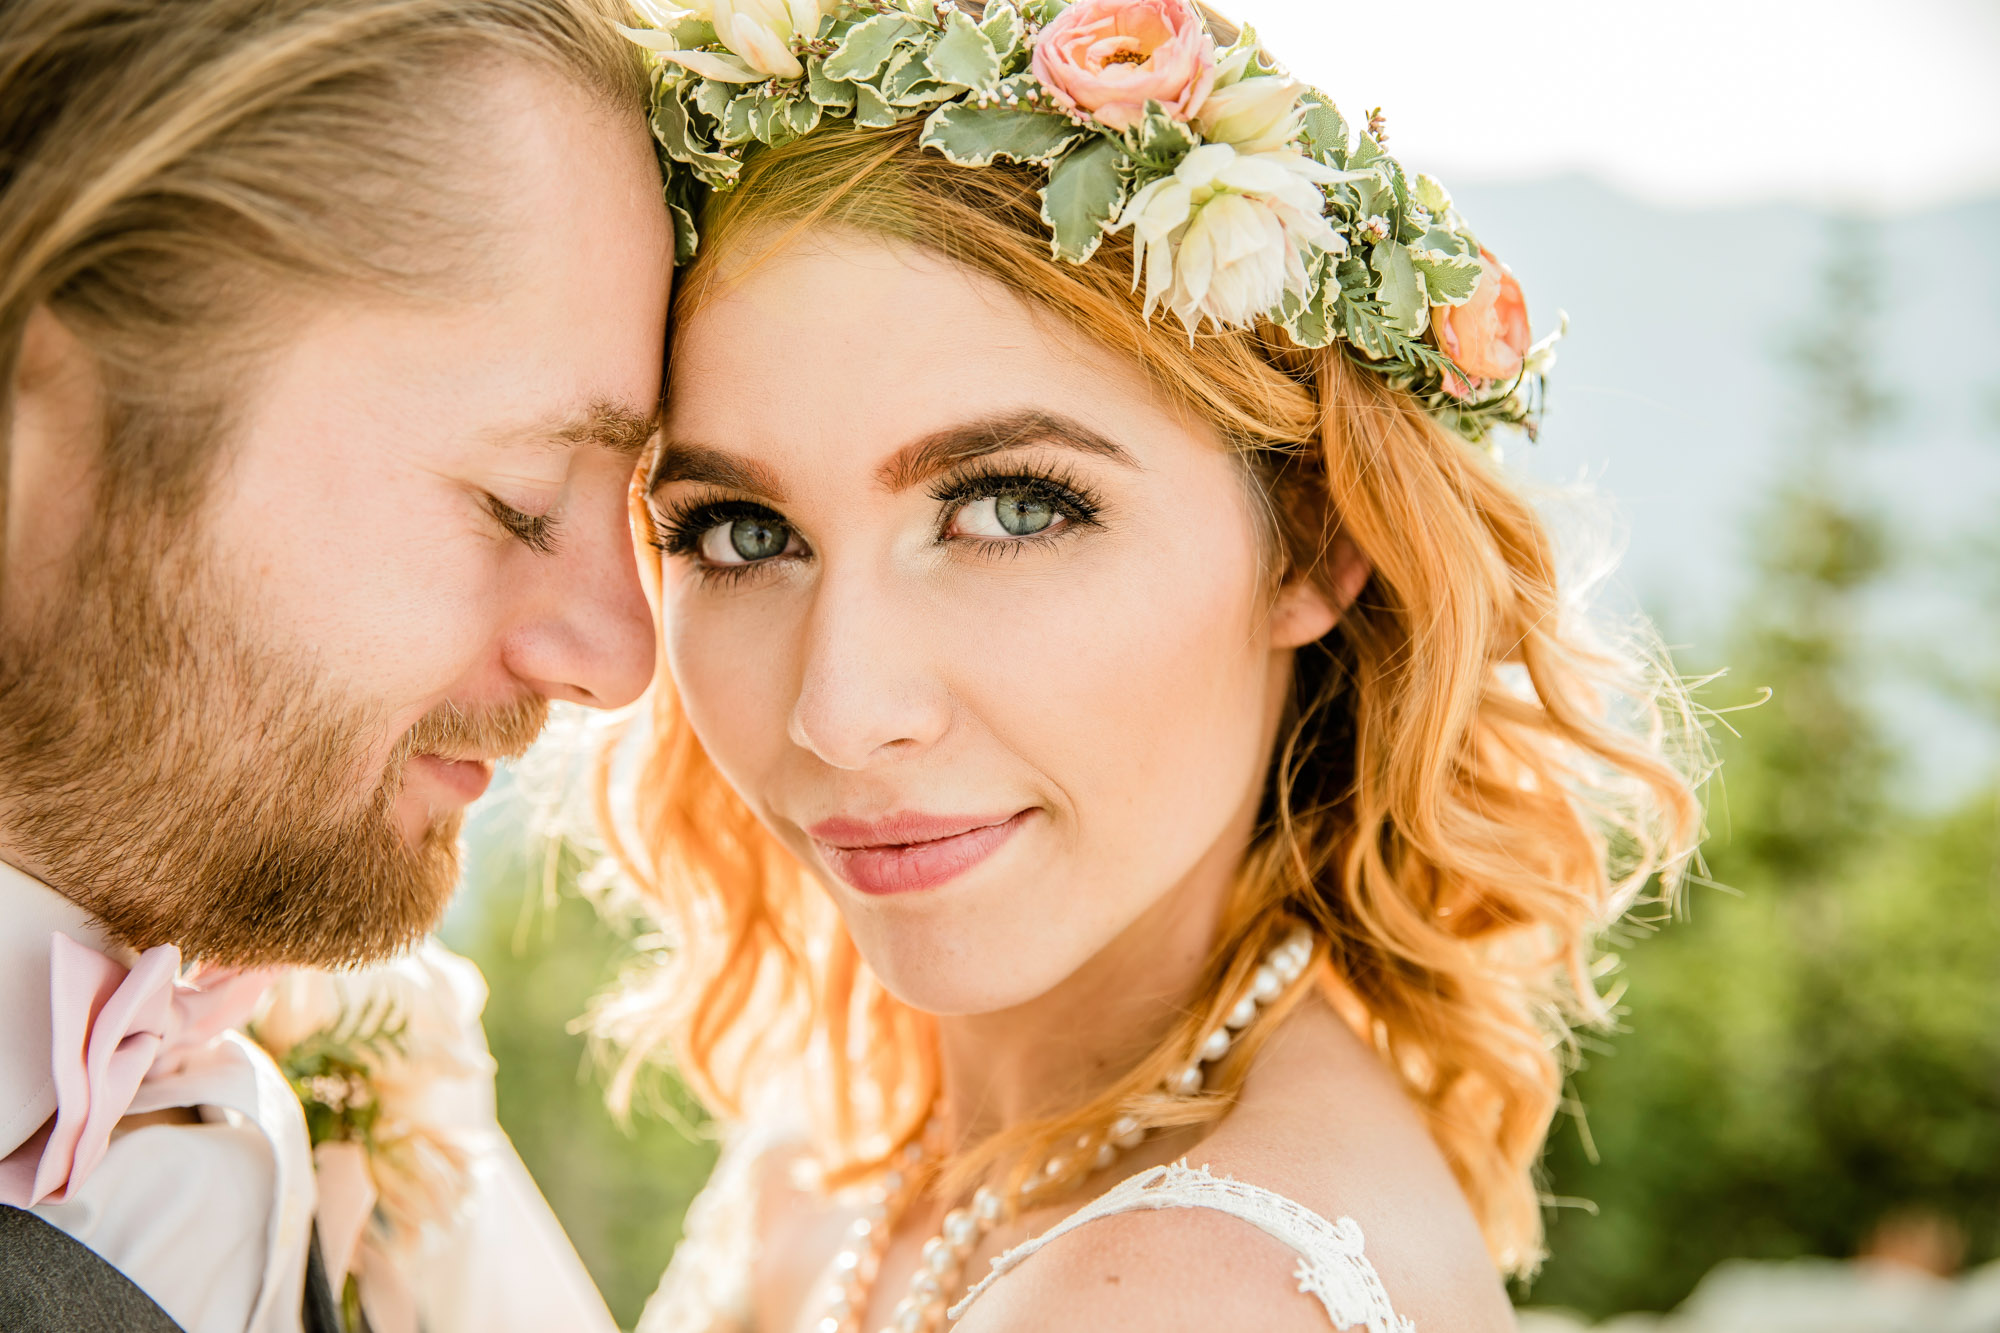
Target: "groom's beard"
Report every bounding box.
[0,501,548,968]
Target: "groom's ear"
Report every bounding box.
[1271,533,1369,650]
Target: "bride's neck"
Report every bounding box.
[931,829,1247,1145]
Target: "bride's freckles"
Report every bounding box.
[654,229,1320,1017]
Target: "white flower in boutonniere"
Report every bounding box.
[1114,141,1356,334]
[251,941,495,1331]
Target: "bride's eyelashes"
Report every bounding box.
[651,460,1107,582]
[927,462,1105,553]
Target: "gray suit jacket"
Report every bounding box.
[0,1205,345,1333]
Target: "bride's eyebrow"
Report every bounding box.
[650,442,788,502]
[876,410,1136,492]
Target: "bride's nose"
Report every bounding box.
[787,566,951,771]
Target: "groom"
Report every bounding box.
[0,1,667,1329]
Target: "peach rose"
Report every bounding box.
[1432,247,1530,398]
[1029,0,1216,133]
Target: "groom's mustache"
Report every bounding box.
[389,694,552,773]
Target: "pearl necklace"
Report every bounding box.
[815,926,1315,1333]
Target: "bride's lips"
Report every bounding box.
[809,810,1032,896]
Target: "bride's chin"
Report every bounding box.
[840,912,1081,1019]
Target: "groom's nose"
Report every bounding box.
[504,492,655,711]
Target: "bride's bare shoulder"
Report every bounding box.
[955,998,1517,1333]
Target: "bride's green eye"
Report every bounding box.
[953,489,1059,539]
[698,513,793,564]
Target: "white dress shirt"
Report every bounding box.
[0,861,315,1333]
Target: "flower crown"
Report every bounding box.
[624,0,1556,443]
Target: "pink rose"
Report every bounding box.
[1029,0,1216,133]
[1432,248,1531,398]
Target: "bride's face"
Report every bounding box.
[654,230,1334,1015]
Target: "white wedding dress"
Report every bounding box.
[639,1132,1415,1333]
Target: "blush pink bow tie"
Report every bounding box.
[0,932,276,1208]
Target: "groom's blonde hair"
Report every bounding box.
[0,0,645,555]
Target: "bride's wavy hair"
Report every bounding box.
[598,116,1705,1274]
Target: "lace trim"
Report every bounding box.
[948,1161,1415,1333]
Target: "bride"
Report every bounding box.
[599,1,1702,1328]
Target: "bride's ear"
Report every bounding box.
[1271,533,1370,650]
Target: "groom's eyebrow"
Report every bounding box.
[507,401,658,457]
[876,409,1135,491]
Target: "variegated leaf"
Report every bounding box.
[806,56,857,109]
[1410,248,1483,306]
[720,91,756,144]
[853,81,898,128]
[979,0,1027,70]
[1277,250,1339,349]
[1298,94,1349,167]
[783,95,823,137]
[883,48,948,105]
[1369,239,1427,336]
[928,8,1001,91]
[651,87,740,185]
[1040,134,1127,262]
[919,101,1085,166]
[694,76,736,123]
[823,14,921,82]
[1129,100,1196,172]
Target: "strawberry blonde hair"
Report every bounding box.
[598,117,1704,1274]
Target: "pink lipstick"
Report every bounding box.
[808,809,1031,896]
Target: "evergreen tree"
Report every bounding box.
[1527,224,2000,1317]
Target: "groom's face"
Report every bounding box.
[0,67,669,966]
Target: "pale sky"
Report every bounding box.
[1239,0,2000,212]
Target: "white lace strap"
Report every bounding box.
[948,1162,1415,1333]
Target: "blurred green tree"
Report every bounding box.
[1525,224,2000,1316]
[442,834,718,1330]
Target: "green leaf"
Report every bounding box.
[919,101,1085,166]
[852,80,897,128]
[1339,293,1406,362]
[1369,239,1427,337]
[664,14,717,49]
[1412,172,1451,216]
[650,86,740,186]
[1276,250,1338,349]
[1298,94,1350,167]
[883,48,949,106]
[1040,135,1128,262]
[928,8,1001,91]
[1418,223,1472,259]
[1411,247,1483,306]
[693,75,736,123]
[666,195,700,266]
[823,13,921,82]
[1128,100,1197,172]
[782,94,823,137]
[1020,0,1069,25]
[806,56,856,109]
[1347,130,1387,173]
[979,0,1027,69]
[720,91,756,143]
[747,92,797,147]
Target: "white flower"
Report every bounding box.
[254,940,494,1241]
[621,0,826,83]
[1193,74,1307,153]
[1114,142,1355,333]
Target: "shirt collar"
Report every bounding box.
[0,860,140,1156]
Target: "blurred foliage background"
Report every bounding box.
[441,220,1999,1329]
